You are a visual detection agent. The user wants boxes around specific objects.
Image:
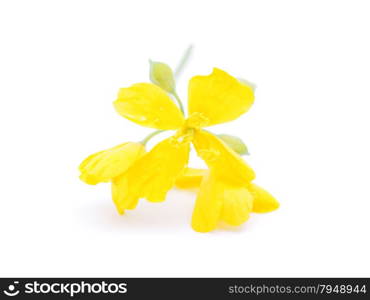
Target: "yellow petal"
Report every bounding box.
[192,130,255,185]
[175,169,280,215]
[113,83,184,129]
[191,171,221,232]
[112,136,190,211]
[220,184,253,226]
[79,142,145,185]
[175,168,206,189]
[111,173,129,214]
[188,68,254,126]
[249,183,280,213]
[191,171,253,233]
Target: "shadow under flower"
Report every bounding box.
[80,188,264,234]
[80,189,197,233]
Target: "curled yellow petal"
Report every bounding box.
[114,83,184,129]
[192,130,255,185]
[175,167,279,216]
[111,174,129,215]
[191,171,221,232]
[220,186,253,226]
[79,142,145,185]
[188,68,254,126]
[249,183,280,213]
[112,136,190,211]
[175,168,206,189]
[191,171,253,233]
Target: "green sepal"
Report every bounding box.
[217,134,249,155]
[238,78,256,91]
[149,60,175,93]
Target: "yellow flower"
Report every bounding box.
[79,142,145,215]
[191,170,254,232]
[113,83,184,129]
[79,142,145,185]
[175,167,205,189]
[112,136,191,213]
[112,68,255,214]
[176,168,279,232]
[80,66,278,232]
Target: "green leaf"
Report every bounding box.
[217,134,249,155]
[149,60,175,93]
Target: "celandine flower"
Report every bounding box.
[79,142,146,213]
[79,59,279,232]
[79,142,145,185]
[175,168,279,231]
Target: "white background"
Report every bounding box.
[1,0,369,277]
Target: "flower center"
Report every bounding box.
[171,113,209,145]
[185,112,209,129]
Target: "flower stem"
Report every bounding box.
[174,45,193,78]
[140,130,165,145]
[170,45,192,116]
[172,91,185,116]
